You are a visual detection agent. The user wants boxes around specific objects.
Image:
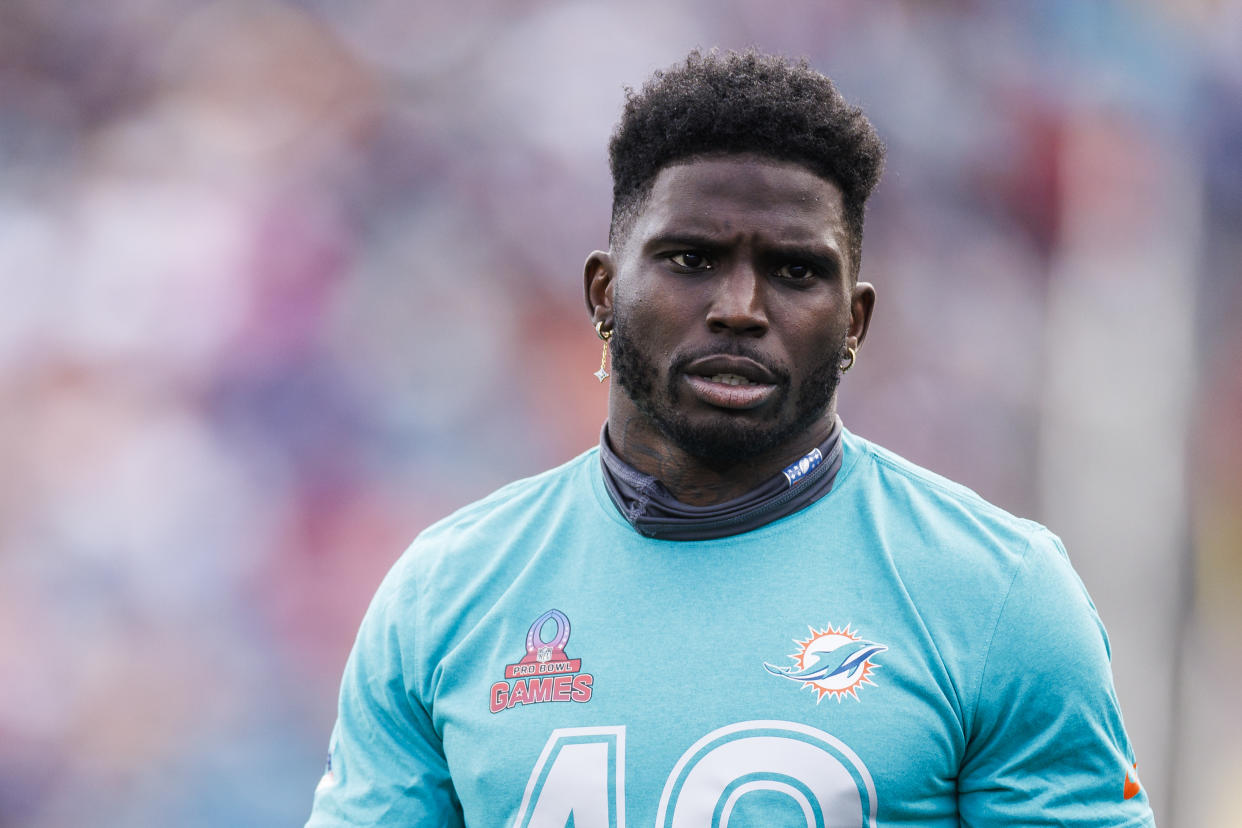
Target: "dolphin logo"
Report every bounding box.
[765,640,887,683]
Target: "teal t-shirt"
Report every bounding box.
[307,430,1155,827]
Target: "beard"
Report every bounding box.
[609,318,845,469]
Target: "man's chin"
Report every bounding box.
[655,414,789,470]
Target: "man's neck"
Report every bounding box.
[605,409,838,507]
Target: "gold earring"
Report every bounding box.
[594,321,612,382]
[841,346,857,373]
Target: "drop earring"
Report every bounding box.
[593,321,612,382]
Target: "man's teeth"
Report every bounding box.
[708,373,754,386]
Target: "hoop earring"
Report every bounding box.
[593,321,612,382]
[841,346,856,373]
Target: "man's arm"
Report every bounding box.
[306,563,464,827]
[958,531,1155,827]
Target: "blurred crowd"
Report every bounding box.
[1,1,1239,825]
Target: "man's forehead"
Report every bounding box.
[650,154,842,201]
[634,155,848,244]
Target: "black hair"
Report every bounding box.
[608,49,885,278]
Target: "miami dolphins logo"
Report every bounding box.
[765,623,886,703]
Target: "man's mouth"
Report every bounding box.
[684,374,778,409]
[681,356,781,410]
[707,373,757,386]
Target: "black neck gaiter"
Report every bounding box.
[598,417,844,541]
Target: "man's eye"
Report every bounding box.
[776,263,815,280]
[669,252,710,270]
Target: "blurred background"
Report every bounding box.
[1,0,1238,825]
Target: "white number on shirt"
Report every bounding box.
[515,720,876,827]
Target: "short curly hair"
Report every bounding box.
[608,49,885,279]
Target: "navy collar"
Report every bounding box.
[598,417,844,540]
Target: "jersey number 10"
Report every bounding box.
[512,720,877,827]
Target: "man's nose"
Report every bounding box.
[705,263,769,336]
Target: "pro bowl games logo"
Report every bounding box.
[489,609,594,713]
[765,623,886,703]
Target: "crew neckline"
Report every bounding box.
[596,417,847,541]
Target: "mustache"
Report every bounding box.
[668,344,791,385]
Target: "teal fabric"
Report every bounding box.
[307,430,1155,827]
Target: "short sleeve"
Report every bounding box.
[958,532,1155,827]
[306,562,464,827]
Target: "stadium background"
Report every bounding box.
[1,1,1239,825]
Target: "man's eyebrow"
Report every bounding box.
[640,232,847,272]
[641,232,729,251]
[766,243,844,272]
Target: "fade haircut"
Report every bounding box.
[608,49,885,279]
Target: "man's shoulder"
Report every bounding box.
[842,429,1058,553]
[372,448,600,614]
[393,447,600,574]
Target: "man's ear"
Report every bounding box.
[584,250,615,327]
[847,281,876,351]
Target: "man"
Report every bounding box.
[307,50,1154,827]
